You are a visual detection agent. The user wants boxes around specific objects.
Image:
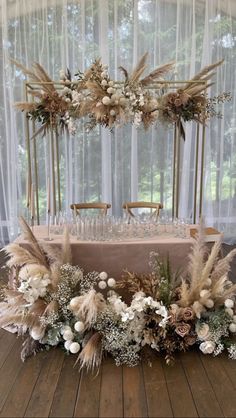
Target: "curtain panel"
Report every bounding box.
[0,0,236,244]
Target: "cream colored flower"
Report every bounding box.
[199,341,215,354]
[196,323,210,340]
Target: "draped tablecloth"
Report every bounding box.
[15,226,195,279]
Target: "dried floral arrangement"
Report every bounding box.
[12,54,231,138]
[1,217,236,369]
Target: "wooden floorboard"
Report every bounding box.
[1,331,236,417]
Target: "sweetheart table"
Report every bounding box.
[15,225,199,278]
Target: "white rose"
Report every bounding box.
[229,323,236,333]
[98,280,107,290]
[107,278,116,288]
[225,299,234,309]
[63,330,74,341]
[74,321,85,333]
[196,323,210,340]
[199,341,215,354]
[99,271,108,281]
[69,342,80,354]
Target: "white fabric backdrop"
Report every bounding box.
[0,0,236,244]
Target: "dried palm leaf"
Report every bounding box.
[18,216,49,268]
[184,59,224,88]
[69,289,105,326]
[129,52,149,84]
[201,240,221,283]
[141,61,175,86]
[211,248,236,283]
[76,332,103,371]
[5,243,40,267]
[10,58,41,82]
[21,336,40,362]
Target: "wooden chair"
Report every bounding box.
[122,201,163,221]
[70,202,111,216]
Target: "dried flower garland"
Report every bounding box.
[1,218,236,369]
[12,54,231,138]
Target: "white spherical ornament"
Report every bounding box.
[101,79,107,86]
[225,308,234,317]
[69,296,81,309]
[233,315,236,323]
[102,96,111,105]
[98,280,107,290]
[64,340,72,350]
[99,271,108,280]
[204,299,214,309]
[61,325,71,334]
[107,87,115,94]
[229,323,236,333]
[108,80,114,86]
[225,299,234,309]
[74,321,85,333]
[63,330,74,341]
[107,278,116,288]
[69,342,80,354]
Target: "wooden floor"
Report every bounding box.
[0,329,236,417]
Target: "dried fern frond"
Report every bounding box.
[117,270,159,298]
[18,216,48,268]
[129,52,149,84]
[10,58,41,82]
[76,332,103,371]
[141,61,175,86]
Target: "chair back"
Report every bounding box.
[70,202,111,216]
[122,201,163,220]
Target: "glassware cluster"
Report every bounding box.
[48,212,190,241]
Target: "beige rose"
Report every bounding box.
[182,307,195,321]
[196,323,210,341]
[175,322,191,338]
[184,334,197,346]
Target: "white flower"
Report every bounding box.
[107,87,115,94]
[74,321,85,333]
[101,79,108,86]
[108,80,114,86]
[69,342,80,354]
[225,308,234,317]
[70,296,81,309]
[98,280,107,290]
[28,276,42,288]
[110,109,116,116]
[199,341,215,354]
[62,86,70,94]
[63,330,74,341]
[107,278,116,288]
[59,69,65,79]
[99,271,108,281]
[229,323,236,333]
[102,96,111,105]
[200,289,210,298]
[196,323,210,340]
[233,315,236,323]
[30,326,45,341]
[96,102,102,107]
[61,325,71,334]
[121,308,135,322]
[225,299,234,309]
[64,340,72,350]
[119,97,127,106]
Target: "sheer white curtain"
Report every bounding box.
[0,0,236,244]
